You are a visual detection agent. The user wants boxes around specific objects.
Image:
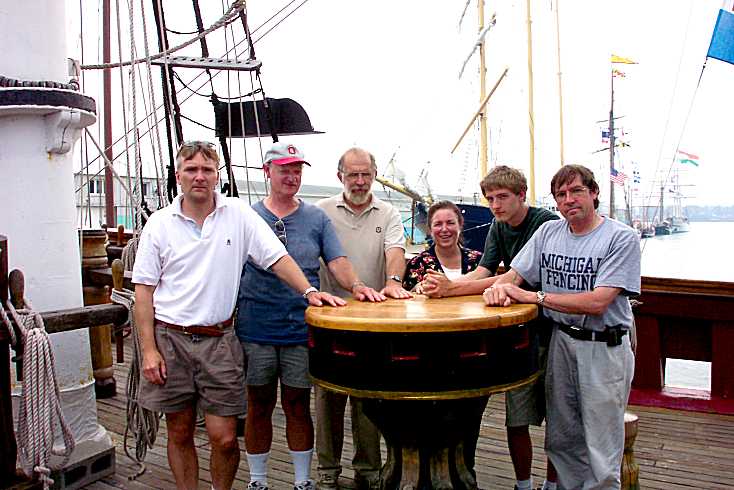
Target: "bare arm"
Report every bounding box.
[381,247,412,299]
[327,256,385,302]
[422,266,494,298]
[271,254,346,307]
[484,280,623,316]
[458,266,492,281]
[537,287,623,315]
[134,284,166,385]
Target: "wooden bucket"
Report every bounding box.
[79,229,116,398]
[79,229,108,269]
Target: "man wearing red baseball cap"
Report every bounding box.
[237,142,385,490]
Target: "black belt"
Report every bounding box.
[556,323,627,343]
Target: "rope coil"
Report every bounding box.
[110,286,160,479]
[0,299,75,489]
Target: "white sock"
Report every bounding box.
[290,448,314,483]
[246,451,270,483]
[542,481,557,490]
[516,478,532,490]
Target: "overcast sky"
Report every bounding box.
[67,0,734,206]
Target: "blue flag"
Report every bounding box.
[707,9,734,65]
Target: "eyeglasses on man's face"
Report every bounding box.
[342,171,374,182]
[181,140,215,149]
[274,218,287,245]
[554,185,589,202]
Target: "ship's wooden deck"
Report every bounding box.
[86,340,734,490]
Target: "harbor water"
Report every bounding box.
[640,221,734,391]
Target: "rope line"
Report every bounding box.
[138,0,168,210]
[116,243,157,477]
[110,284,160,480]
[642,0,696,226]
[0,300,75,489]
[165,27,199,35]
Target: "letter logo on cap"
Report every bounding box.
[288,145,297,155]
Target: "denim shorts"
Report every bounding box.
[241,342,310,389]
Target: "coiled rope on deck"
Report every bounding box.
[0,299,75,489]
[110,286,160,479]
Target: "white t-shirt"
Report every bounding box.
[132,193,286,326]
[442,266,463,280]
[511,217,640,331]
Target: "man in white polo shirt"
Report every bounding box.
[132,141,344,490]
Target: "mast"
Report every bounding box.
[151,0,182,203]
[608,68,616,219]
[526,0,536,204]
[659,183,665,221]
[555,0,565,166]
[478,0,488,180]
[103,0,115,227]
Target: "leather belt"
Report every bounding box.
[155,318,233,337]
[556,323,627,343]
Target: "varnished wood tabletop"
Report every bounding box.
[306,294,537,333]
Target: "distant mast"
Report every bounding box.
[526,0,537,204]
[609,67,616,219]
[478,0,488,182]
[555,0,565,166]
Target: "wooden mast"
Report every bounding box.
[103,0,115,227]
[526,0,536,204]
[555,0,565,167]
[478,0,488,181]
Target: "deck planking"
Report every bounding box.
[84,339,734,490]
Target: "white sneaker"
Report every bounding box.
[295,479,316,490]
[248,481,269,490]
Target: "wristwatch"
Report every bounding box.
[302,286,318,299]
[388,274,402,283]
[536,290,546,305]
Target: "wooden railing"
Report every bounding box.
[0,236,128,488]
[634,276,734,400]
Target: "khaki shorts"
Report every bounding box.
[505,345,547,427]
[139,326,247,417]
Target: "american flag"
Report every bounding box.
[610,168,628,186]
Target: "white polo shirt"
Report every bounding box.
[132,193,286,326]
